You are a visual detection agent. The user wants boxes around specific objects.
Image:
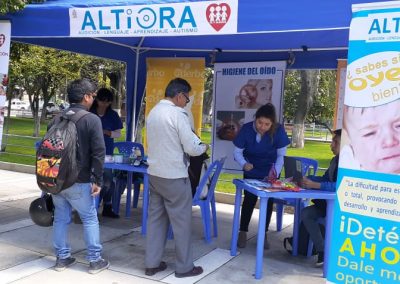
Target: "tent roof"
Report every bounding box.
[3,0,386,64]
[0,0,388,140]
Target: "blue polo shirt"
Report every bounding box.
[233,122,290,179]
[91,107,123,155]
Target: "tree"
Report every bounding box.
[0,0,45,14]
[9,45,85,136]
[291,70,320,148]
[202,68,214,121]
[309,70,336,127]
[284,70,336,147]
[283,70,301,122]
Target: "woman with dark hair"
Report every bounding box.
[90,88,123,218]
[233,103,290,249]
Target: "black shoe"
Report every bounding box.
[316,252,324,267]
[88,258,110,274]
[102,205,119,219]
[283,237,293,254]
[145,261,167,276]
[54,257,76,272]
[175,266,203,278]
[237,231,247,248]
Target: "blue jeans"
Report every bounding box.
[52,183,102,262]
[100,169,114,205]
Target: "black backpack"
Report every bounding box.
[36,109,89,194]
[188,152,209,197]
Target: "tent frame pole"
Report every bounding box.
[131,37,145,142]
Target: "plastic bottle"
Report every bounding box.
[130,147,137,164]
[134,146,142,159]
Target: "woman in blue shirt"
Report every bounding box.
[233,103,290,249]
[90,88,123,218]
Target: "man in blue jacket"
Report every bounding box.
[299,129,341,267]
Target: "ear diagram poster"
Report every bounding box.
[211,61,286,172]
[328,2,400,283]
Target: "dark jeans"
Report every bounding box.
[100,169,114,205]
[301,200,326,253]
[240,190,274,233]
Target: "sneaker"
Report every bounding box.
[54,257,76,272]
[145,261,167,276]
[175,266,203,278]
[237,231,247,248]
[102,205,120,219]
[88,259,110,274]
[315,252,324,267]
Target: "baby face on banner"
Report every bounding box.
[344,99,400,174]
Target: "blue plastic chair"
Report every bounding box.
[192,156,225,243]
[274,156,318,231]
[112,141,145,214]
[166,157,226,243]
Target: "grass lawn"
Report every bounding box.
[0,118,333,194]
[0,117,49,165]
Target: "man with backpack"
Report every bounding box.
[46,78,109,274]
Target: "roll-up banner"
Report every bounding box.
[328,2,400,283]
[0,21,11,148]
[145,57,205,136]
[334,59,347,131]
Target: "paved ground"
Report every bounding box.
[0,169,326,284]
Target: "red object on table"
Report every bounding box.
[271,180,300,192]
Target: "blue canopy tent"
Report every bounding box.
[0,0,386,140]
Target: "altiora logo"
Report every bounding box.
[80,6,197,31]
[206,3,231,31]
[368,17,400,34]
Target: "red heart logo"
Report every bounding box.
[206,3,231,32]
[0,34,5,47]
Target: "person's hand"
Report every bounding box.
[91,184,101,196]
[267,165,277,181]
[299,177,320,189]
[243,162,254,171]
[200,143,210,152]
[103,129,112,137]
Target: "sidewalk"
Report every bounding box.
[0,169,325,284]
